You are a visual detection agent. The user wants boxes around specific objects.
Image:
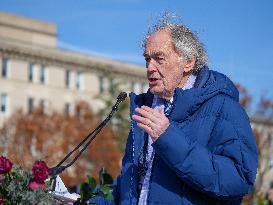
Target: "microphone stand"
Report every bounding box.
[50,92,127,190]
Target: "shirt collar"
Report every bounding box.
[154,74,197,103]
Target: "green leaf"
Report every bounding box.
[78,168,114,203]
[101,185,113,200]
[99,168,113,186]
[100,185,110,195]
[87,175,97,190]
[106,191,113,201]
[80,183,92,202]
[80,183,85,201]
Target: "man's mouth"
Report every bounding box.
[148,77,160,85]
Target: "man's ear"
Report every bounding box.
[184,58,196,73]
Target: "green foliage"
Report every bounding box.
[76,168,113,204]
[97,77,130,152]
[256,198,269,205]
[87,176,96,190]
[0,165,61,205]
[99,167,113,186]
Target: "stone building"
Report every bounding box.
[0,12,148,126]
[251,117,273,195]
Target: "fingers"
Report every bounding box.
[132,105,169,141]
[132,106,166,125]
[135,106,163,120]
[132,113,154,136]
[132,114,152,126]
[136,122,153,137]
[138,105,162,115]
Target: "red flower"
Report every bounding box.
[32,161,49,183]
[28,181,46,190]
[0,156,13,174]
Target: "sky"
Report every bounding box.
[1,0,273,107]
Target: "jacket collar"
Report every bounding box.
[194,66,211,88]
[131,66,212,121]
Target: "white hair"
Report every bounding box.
[143,13,208,73]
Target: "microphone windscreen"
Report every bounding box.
[118,92,127,101]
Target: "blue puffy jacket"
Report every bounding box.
[93,67,258,205]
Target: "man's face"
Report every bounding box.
[144,30,187,100]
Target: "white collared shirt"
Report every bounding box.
[138,74,196,205]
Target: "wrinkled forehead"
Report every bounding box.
[144,30,176,55]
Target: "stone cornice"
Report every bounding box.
[0,12,56,36]
[0,22,56,37]
[251,116,273,126]
[0,39,147,82]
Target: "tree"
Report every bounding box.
[236,83,252,110]
[256,97,273,118]
[97,76,131,152]
[236,84,273,205]
[0,102,122,187]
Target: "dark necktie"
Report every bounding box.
[164,100,173,117]
[137,98,173,193]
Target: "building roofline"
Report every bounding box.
[251,116,273,126]
[0,38,146,81]
[0,12,56,36]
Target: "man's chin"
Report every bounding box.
[149,87,173,100]
[150,87,164,96]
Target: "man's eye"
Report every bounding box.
[157,57,165,63]
[145,57,151,62]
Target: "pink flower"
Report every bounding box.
[28,180,46,190]
[0,156,13,174]
[32,161,49,183]
[0,195,3,205]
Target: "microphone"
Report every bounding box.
[117,92,127,101]
[108,92,127,117]
[50,92,127,177]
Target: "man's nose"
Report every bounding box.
[146,60,157,73]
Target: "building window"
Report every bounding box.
[40,65,47,84]
[40,99,48,114]
[99,76,104,93]
[1,58,9,78]
[28,97,34,114]
[65,70,72,88]
[64,102,73,116]
[76,71,84,90]
[0,94,8,114]
[28,63,34,82]
[99,76,109,94]
[109,78,114,94]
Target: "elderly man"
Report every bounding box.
[92,18,258,205]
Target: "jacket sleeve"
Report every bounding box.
[112,128,135,204]
[152,113,258,199]
[112,175,121,204]
[88,196,114,205]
